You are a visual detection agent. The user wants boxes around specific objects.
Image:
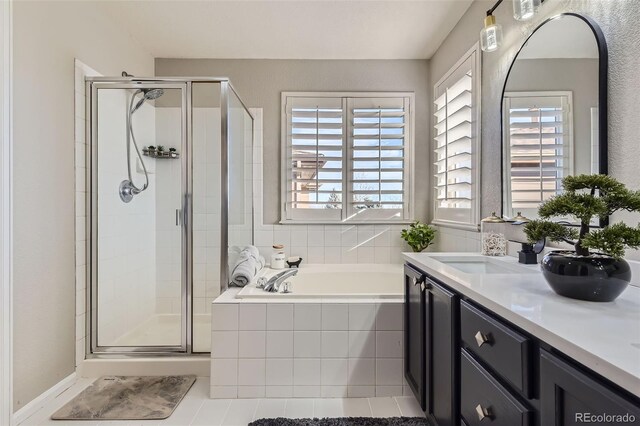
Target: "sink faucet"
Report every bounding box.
[263,269,298,292]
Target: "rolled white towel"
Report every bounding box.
[230,246,265,287]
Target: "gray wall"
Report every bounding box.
[429,0,640,260]
[506,58,599,176]
[156,59,431,224]
[12,1,154,411]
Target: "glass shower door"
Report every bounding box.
[90,82,188,353]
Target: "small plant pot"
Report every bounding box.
[541,250,631,302]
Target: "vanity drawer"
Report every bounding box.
[460,300,532,397]
[461,349,533,426]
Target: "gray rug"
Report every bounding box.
[249,418,429,426]
[51,375,196,420]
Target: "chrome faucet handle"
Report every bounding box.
[256,277,267,288]
[281,282,292,293]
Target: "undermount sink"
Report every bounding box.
[434,256,537,275]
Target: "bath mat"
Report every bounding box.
[249,418,429,426]
[51,375,196,420]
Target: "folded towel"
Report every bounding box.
[230,246,265,287]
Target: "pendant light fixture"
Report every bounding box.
[513,0,541,21]
[480,13,503,52]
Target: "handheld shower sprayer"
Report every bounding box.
[119,87,165,203]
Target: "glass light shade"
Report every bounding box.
[480,15,503,52]
[513,0,541,21]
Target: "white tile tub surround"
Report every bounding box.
[250,109,412,265]
[211,296,407,399]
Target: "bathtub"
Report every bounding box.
[236,263,404,299]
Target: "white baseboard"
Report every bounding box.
[12,373,76,425]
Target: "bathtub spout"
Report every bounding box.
[263,269,298,292]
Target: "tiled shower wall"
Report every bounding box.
[155,107,223,315]
[250,109,412,264]
[95,88,158,345]
[154,107,189,315]
[192,107,222,315]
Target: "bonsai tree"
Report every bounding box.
[401,221,437,253]
[524,174,640,259]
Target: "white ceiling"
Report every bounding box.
[101,0,474,60]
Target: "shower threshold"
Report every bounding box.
[94,314,211,353]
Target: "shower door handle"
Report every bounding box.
[176,209,181,226]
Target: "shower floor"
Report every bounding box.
[111,314,211,352]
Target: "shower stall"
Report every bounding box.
[85,77,253,355]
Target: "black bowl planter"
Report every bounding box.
[541,251,631,302]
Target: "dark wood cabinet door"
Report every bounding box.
[540,350,640,426]
[404,264,426,410]
[428,279,459,426]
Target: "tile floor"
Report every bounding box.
[19,378,425,426]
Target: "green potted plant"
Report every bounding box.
[401,221,437,253]
[524,174,640,302]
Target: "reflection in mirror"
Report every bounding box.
[501,14,605,221]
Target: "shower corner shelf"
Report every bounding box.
[142,149,180,159]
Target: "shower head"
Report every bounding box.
[130,88,165,113]
[142,88,164,100]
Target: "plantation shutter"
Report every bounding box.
[285,96,345,221]
[503,92,573,218]
[433,45,480,229]
[349,97,410,221]
[282,92,414,223]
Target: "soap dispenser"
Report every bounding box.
[508,212,545,264]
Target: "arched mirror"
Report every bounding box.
[501,13,608,223]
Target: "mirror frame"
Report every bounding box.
[500,13,609,226]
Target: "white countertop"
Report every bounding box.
[403,252,640,397]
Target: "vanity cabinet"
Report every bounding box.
[540,350,640,425]
[404,264,426,408]
[427,277,459,426]
[404,265,459,424]
[404,262,640,426]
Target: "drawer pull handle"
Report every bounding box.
[412,276,425,286]
[475,403,493,422]
[475,331,492,347]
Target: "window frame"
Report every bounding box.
[432,43,481,231]
[280,91,415,224]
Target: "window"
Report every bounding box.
[433,44,481,230]
[281,92,414,223]
[502,91,573,219]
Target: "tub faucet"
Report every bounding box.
[263,269,298,292]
